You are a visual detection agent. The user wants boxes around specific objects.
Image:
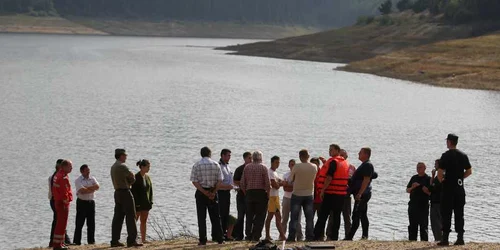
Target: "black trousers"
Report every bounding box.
[441,192,465,235]
[218,190,231,237]
[111,189,137,244]
[430,203,442,241]
[73,199,96,244]
[245,189,268,241]
[408,202,429,241]
[49,199,71,246]
[195,189,223,244]
[233,193,246,240]
[347,192,371,239]
[314,194,345,241]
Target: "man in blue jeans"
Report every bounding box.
[287,149,318,241]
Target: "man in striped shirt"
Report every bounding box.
[190,146,224,246]
[240,151,270,241]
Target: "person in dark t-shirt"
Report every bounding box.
[429,159,443,242]
[406,162,431,241]
[437,134,473,246]
[345,147,375,240]
[232,151,252,241]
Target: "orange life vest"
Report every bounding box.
[315,156,349,196]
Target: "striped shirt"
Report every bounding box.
[190,157,223,188]
[241,162,270,192]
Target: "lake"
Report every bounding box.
[0,34,499,249]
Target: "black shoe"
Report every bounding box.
[198,242,206,246]
[72,242,81,246]
[342,238,353,241]
[437,241,450,246]
[110,241,125,247]
[127,241,144,247]
[454,239,465,245]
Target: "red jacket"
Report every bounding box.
[316,156,349,196]
[52,169,73,203]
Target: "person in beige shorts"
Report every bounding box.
[265,156,286,241]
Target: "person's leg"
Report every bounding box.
[234,194,246,240]
[303,195,315,241]
[330,195,345,241]
[297,209,304,241]
[245,191,256,240]
[87,201,96,244]
[49,200,56,247]
[124,191,138,245]
[408,205,418,241]
[313,194,332,241]
[265,212,275,240]
[454,194,466,245]
[140,211,149,243]
[53,201,70,248]
[342,195,352,239]
[208,193,224,243]
[195,190,208,245]
[439,195,453,245]
[359,193,371,239]
[287,195,300,241]
[252,190,268,241]
[275,210,286,240]
[346,199,360,240]
[281,197,291,236]
[430,203,442,242]
[218,190,230,238]
[111,191,125,244]
[326,210,334,240]
[73,199,85,245]
[420,204,429,241]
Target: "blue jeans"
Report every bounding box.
[288,194,314,241]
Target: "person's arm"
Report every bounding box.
[422,177,431,196]
[233,167,242,187]
[406,177,420,193]
[264,167,271,197]
[320,161,337,199]
[464,168,472,179]
[356,176,371,200]
[48,176,52,200]
[464,155,472,179]
[193,182,212,198]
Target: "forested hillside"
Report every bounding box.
[0,0,387,27]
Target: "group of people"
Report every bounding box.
[190,133,473,247]
[190,144,377,246]
[406,133,473,246]
[47,149,154,250]
[46,133,472,249]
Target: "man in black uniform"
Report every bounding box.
[406,162,431,241]
[437,134,473,246]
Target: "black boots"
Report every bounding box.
[454,232,465,245]
[437,232,449,246]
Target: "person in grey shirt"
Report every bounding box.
[110,148,142,248]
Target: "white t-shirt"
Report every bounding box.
[282,171,293,198]
[268,168,280,197]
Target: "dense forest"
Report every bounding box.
[392,0,500,23]
[0,0,387,27]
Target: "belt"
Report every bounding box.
[77,198,95,203]
[202,187,214,190]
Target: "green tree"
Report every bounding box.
[397,0,413,11]
[379,0,393,15]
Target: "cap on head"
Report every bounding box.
[446,134,459,143]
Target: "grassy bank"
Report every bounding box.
[0,14,319,39]
[0,15,106,35]
[27,239,500,250]
[220,12,500,91]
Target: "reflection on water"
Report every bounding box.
[0,34,499,249]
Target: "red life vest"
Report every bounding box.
[315,156,349,196]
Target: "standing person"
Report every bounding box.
[73,164,99,245]
[437,134,473,246]
[345,147,375,240]
[264,156,286,241]
[406,162,431,241]
[110,149,142,247]
[240,151,270,242]
[429,159,442,242]
[340,149,357,239]
[287,149,317,242]
[313,144,349,241]
[190,147,224,246]
[281,159,303,241]
[232,152,252,241]
[49,159,72,247]
[51,160,73,250]
[131,159,154,244]
[310,157,323,219]
[218,149,233,240]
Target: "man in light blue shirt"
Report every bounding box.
[218,148,233,240]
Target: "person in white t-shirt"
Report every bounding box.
[281,159,303,241]
[264,156,286,241]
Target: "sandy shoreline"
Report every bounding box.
[26,239,500,250]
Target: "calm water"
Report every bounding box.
[0,34,499,249]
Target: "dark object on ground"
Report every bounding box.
[249,239,278,250]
